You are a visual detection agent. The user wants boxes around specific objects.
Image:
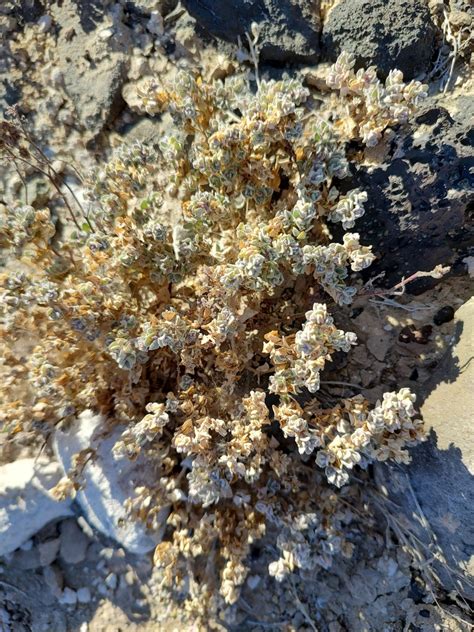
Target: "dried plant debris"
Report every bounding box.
[0,50,461,624]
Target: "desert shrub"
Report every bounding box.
[0,52,427,615]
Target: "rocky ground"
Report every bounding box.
[0,1,473,630]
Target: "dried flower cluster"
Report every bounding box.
[327,51,428,146]
[0,53,427,615]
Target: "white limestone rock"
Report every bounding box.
[53,410,168,554]
[0,458,73,557]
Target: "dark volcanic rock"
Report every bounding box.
[351,104,474,291]
[433,306,455,326]
[182,0,321,64]
[322,0,437,79]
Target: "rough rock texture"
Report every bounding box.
[182,0,321,63]
[127,0,179,14]
[38,537,61,566]
[351,103,474,291]
[59,519,90,564]
[0,458,73,557]
[376,298,474,599]
[49,0,133,140]
[322,0,437,79]
[53,410,168,554]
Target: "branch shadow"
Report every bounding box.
[376,316,474,601]
[69,0,106,33]
[350,105,474,293]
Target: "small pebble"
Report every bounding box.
[386,558,398,577]
[50,67,63,85]
[247,575,261,589]
[124,570,136,586]
[60,519,89,564]
[51,159,66,174]
[19,539,33,551]
[463,255,474,277]
[2,16,17,31]
[170,488,186,502]
[100,547,115,560]
[398,324,432,344]
[98,27,114,40]
[130,55,148,78]
[37,15,52,32]
[96,560,107,572]
[77,587,92,604]
[105,572,118,590]
[11,548,42,570]
[43,564,64,598]
[147,11,164,36]
[109,3,123,21]
[38,537,60,566]
[118,574,129,591]
[77,516,95,539]
[59,587,77,606]
[433,305,455,326]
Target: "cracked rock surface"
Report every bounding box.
[183,0,321,63]
[321,0,437,79]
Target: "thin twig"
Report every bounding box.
[320,380,363,388]
[0,580,28,598]
[370,491,474,594]
[442,9,458,94]
[359,266,449,300]
[3,146,82,230]
[368,296,431,312]
[289,580,318,632]
[10,155,29,204]
[3,111,92,229]
[245,32,261,89]
[246,620,289,628]
[17,116,88,216]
